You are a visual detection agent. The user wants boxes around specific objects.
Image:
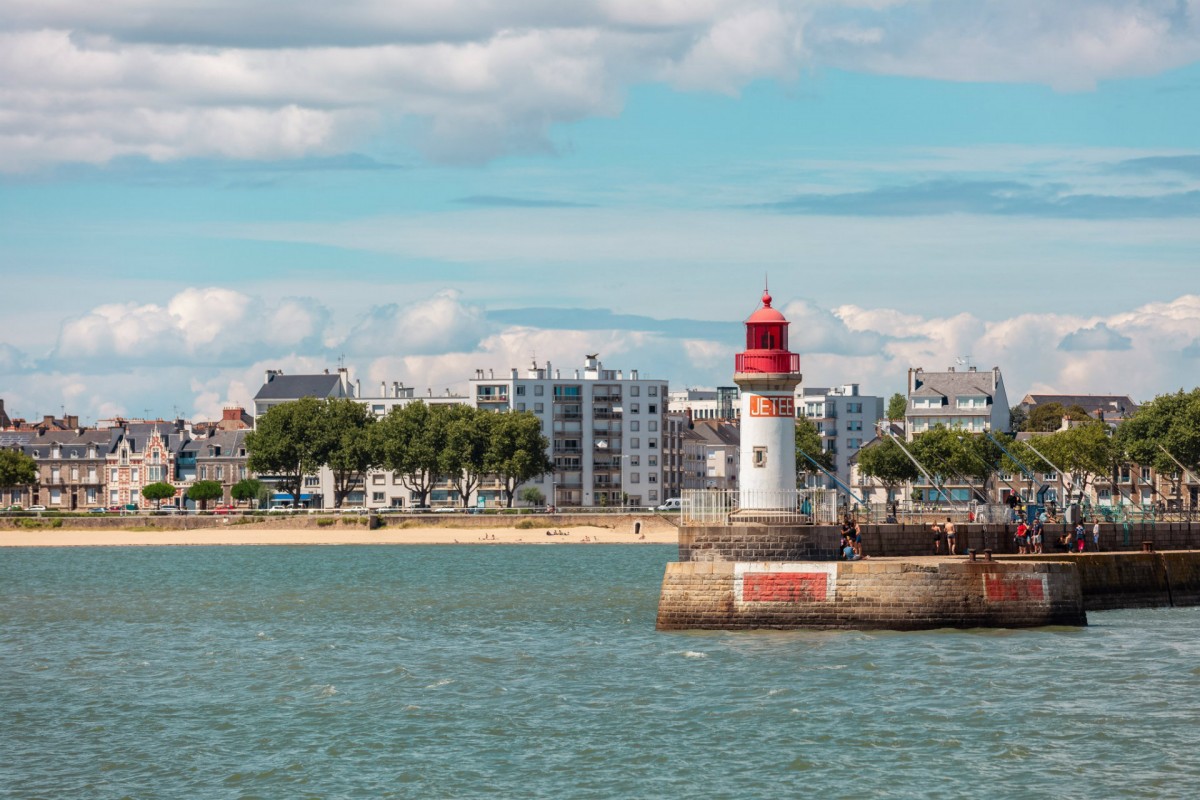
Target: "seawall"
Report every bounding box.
[656,557,1085,631]
[999,551,1200,611]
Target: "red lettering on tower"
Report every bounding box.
[749,396,795,417]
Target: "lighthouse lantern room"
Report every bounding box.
[734,288,803,509]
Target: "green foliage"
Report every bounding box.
[441,404,494,506]
[141,481,177,504]
[909,426,1002,502]
[1023,402,1090,432]
[519,486,546,506]
[246,396,328,507]
[316,517,336,527]
[886,393,907,422]
[187,479,224,510]
[0,448,37,488]
[1036,419,1117,500]
[855,436,919,500]
[322,397,379,508]
[230,478,263,504]
[374,401,447,508]
[515,519,538,529]
[1116,388,1200,491]
[1008,405,1028,433]
[484,411,553,508]
[795,417,835,476]
[17,517,64,529]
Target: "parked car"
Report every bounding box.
[339,506,369,514]
[657,498,682,511]
[27,505,48,512]
[374,506,403,514]
[268,504,294,513]
[4,504,22,512]
[212,505,237,515]
[87,507,108,514]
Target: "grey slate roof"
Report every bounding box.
[254,374,344,401]
[908,369,998,417]
[185,430,248,459]
[1021,394,1137,418]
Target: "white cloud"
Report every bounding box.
[340,290,490,356]
[52,287,333,367]
[2,1,1198,169]
[8,287,1200,425]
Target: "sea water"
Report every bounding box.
[2,545,1199,799]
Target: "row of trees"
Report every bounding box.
[245,398,553,508]
[853,388,1200,505]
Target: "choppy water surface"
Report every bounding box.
[3,545,1200,799]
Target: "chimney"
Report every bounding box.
[381,381,386,397]
[489,369,494,379]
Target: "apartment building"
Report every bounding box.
[104,422,188,509]
[680,419,740,491]
[667,387,740,421]
[798,384,884,493]
[469,356,669,508]
[13,429,110,510]
[906,366,1010,438]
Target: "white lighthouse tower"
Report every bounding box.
[735,287,803,510]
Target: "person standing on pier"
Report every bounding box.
[944,517,957,555]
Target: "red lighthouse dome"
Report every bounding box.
[735,288,801,375]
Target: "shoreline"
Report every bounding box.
[0,523,678,548]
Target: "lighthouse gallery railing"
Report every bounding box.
[681,489,836,526]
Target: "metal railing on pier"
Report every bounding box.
[682,489,836,526]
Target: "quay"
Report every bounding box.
[656,521,1200,631]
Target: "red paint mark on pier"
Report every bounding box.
[985,576,1046,602]
[742,572,828,602]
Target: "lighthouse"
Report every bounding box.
[735,288,802,509]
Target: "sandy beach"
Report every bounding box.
[0,519,679,547]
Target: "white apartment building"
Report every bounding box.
[798,384,884,494]
[906,366,1010,439]
[469,356,669,508]
[667,387,740,420]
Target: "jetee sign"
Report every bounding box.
[748,395,794,418]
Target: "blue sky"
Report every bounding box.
[1,1,1199,423]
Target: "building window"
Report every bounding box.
[1140,467,1152,482]
[131,467,139,482]
[631,386,640,397]
[753,447,767,468]
[200,466,207,480]
[631,421,640,431]
[631,438,640,448]
[516,385,526,396]
[535,385,544,396]
[649,386,658,397]
[847,402,863,414]
[649,438,657,449]
[373,474,385,484]
[372,492,386,503]
[631,403,640,413]
[630,473,640,483]
[649,473,657,483]
[649,421,658,432]
[50,488,62,505]
[649,456,657,467]
[630,455,640,466]
[534,403,544,413]
[648,404,657,414]
[516,403,526,411]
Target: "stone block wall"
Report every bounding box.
[678,524,842,563]
[1001,551,1200,611]
[656,559,1085,631]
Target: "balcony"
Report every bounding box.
[735,352,800,374]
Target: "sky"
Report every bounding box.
[2,0,1200,424]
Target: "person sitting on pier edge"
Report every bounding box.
[842,542,869,561]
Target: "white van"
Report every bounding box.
[657,498,682,512]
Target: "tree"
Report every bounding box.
[0,449,37,498]
[1008,405,1028,433]
[1025,402,1068,432]
[231,478,263,507]
[441,405,493,507]
[855,436,919,503]
[142,481,177,507]
[519,486,546,507]
[795,416,834,481]
[484,411,552,508]
[1037,419,1117,505]
[910,426,998,502]
[886,393,907,422]
[245,397,328,508]
[1115,388,1200,502]
[374,402,448,508]
[188,479,224,510]
[321,397,378,508]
